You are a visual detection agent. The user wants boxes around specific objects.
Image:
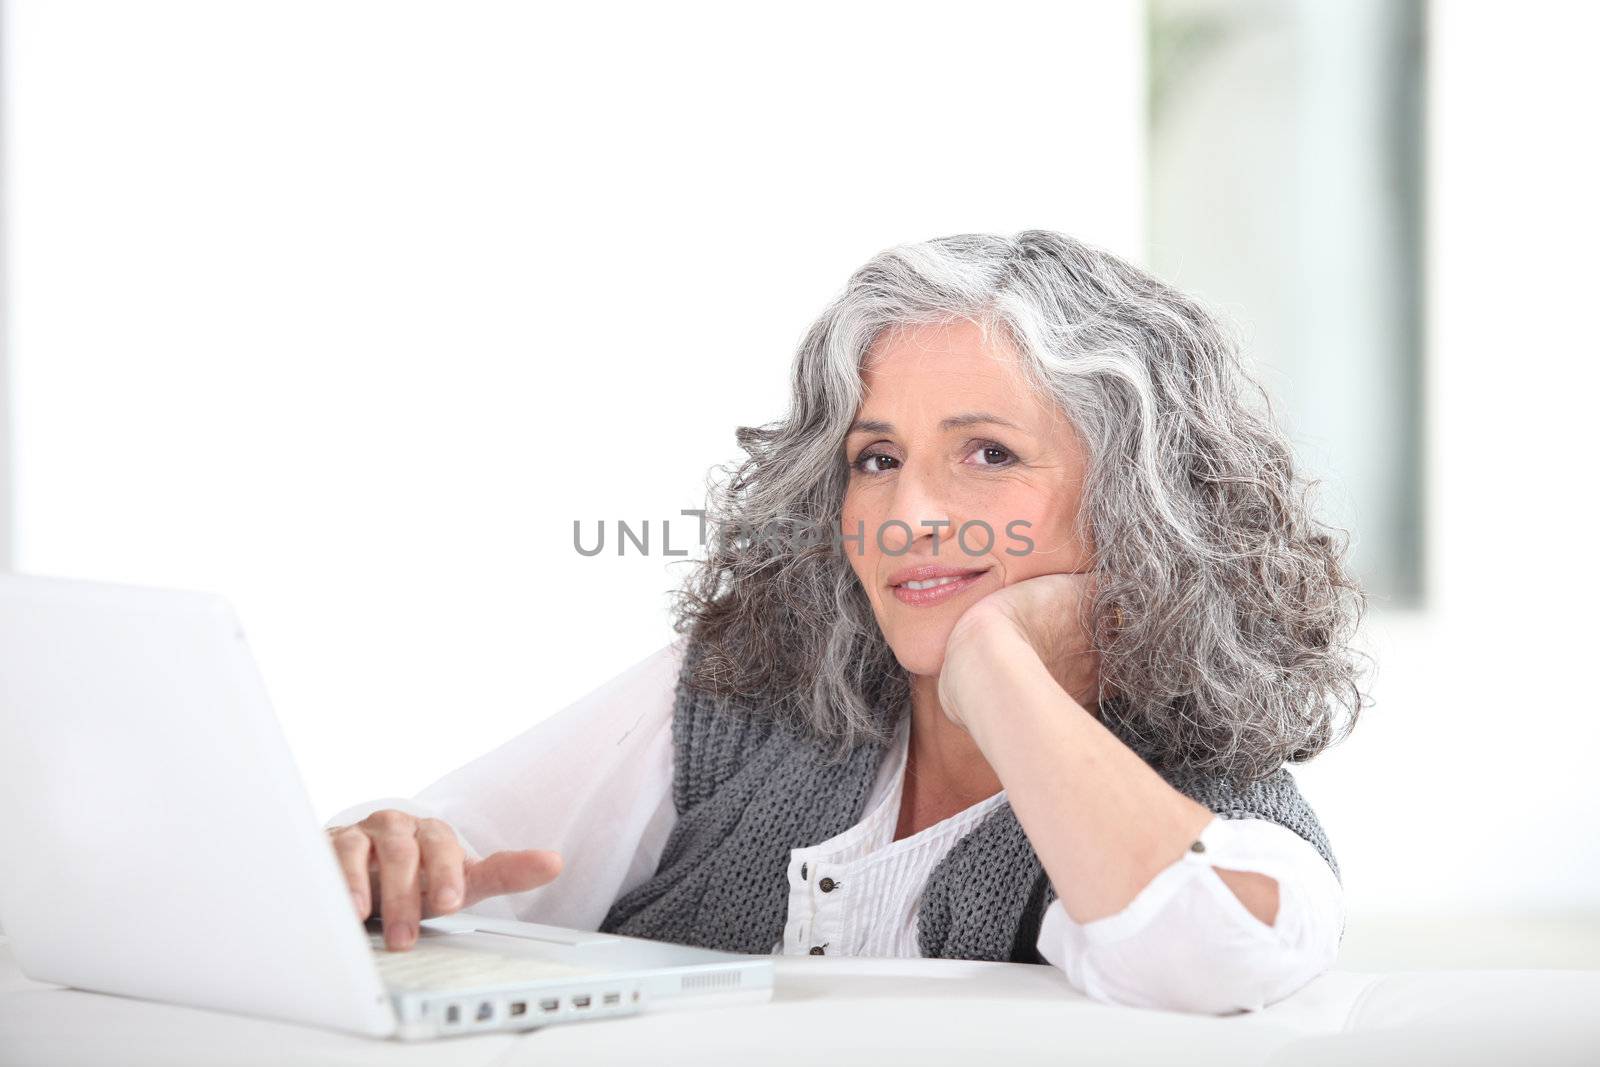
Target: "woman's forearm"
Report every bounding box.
[948,621,1277,926]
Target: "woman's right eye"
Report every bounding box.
[853,451,899,474]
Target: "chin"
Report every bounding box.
[881,625,953,679]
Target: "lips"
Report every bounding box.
[886,563,991,607]
[887,563,987,587]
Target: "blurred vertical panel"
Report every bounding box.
[1149,0,1426,608]
[0,0,11,572]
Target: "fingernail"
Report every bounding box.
[351,890,366,916]
[435,886,460,909]
[391,922,414,947]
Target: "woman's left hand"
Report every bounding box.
[939,571,1104,727]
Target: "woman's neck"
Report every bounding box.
[893,672,1005,840]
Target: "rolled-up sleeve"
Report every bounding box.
[1035,815,1343,1014]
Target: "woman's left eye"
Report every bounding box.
[968,443,1015,467]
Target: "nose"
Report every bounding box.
[880,463,958,558]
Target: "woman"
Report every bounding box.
[325,230,1367,1015]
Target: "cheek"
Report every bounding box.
[839,493,878,583]
[983,483,1084,578]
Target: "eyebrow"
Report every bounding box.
[845,411,1026,436]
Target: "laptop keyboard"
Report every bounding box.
[372,941,603,992]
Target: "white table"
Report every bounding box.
[3,936,1598,1066]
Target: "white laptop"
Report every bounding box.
[0,573,772,1040]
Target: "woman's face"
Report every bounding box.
[841,319,1094,677]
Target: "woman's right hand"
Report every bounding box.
[325,809,564,951]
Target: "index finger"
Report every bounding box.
[461,849,564,908]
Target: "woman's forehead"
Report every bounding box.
[859,322,1042,415]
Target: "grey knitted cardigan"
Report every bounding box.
[599,639,1341,962]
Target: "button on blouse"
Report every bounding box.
[773,713,1010,958]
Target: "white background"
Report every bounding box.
[4,0,1597,951]
[2,1,1142,820]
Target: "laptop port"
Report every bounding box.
[540,998,560,1013]
[572,994,591,1009]
[509,1001,527,1017]
[602,992,620,1006]
[476,1001,493,1022]
[445,1004,461,1025]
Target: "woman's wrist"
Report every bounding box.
[939,613,1057,734]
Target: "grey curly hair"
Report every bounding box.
[672,230,1369,783]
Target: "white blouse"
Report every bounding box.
[776,710,1008,959]
[324,638,1344,1015]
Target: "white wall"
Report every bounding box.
[3,1,1145,819]
[1291,0,1600,917]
